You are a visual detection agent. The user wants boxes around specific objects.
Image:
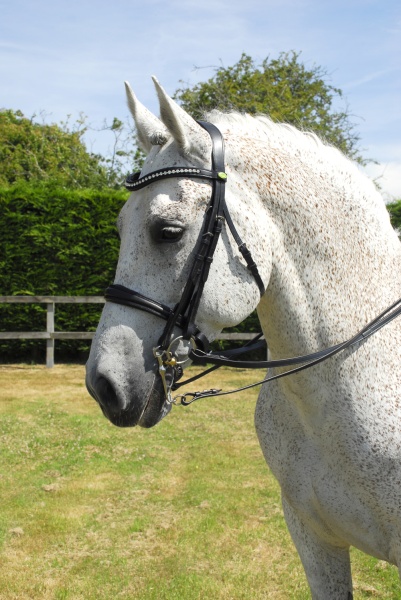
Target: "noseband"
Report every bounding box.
[105,121,401,405]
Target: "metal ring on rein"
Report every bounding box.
[153,336,196,404]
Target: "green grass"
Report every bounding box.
[0,365,400,599]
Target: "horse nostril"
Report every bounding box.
[94,375,124,415]
[86,370,146,428]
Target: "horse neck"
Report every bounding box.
[241,133,401,359]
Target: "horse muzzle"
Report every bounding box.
[85,365,171,428]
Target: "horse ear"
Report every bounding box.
[152,77,210,160]
[124,81,169,153]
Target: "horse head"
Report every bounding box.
[85,78,272,427]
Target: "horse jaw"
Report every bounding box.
[152,76,211,161]
[124,81,168,153]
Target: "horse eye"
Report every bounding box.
[160,226,184,243]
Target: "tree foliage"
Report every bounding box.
[0,109,145,190]
[0,109,110,188]
[97,116,146,187]
[175,52,363,163]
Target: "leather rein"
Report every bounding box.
[105,120,401,406]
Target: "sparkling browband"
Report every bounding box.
[125,167,227,191]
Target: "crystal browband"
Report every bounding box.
[125,167,227,191]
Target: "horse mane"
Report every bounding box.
[206,109,384,211]
[207,109,347,162]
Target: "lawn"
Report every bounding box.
[0,365,400,599]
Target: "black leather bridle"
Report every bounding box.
[105,120,266,401]
[105,120,401,405]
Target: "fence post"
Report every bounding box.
[46,302,55,368]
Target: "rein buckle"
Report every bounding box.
[175,388,223,406]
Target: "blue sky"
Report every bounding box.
[1,0,400,199]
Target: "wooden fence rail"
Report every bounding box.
[0,296,259,368]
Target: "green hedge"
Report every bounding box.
[388,198,401,234]
[0,183,128,361]
[1,184,399,363]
